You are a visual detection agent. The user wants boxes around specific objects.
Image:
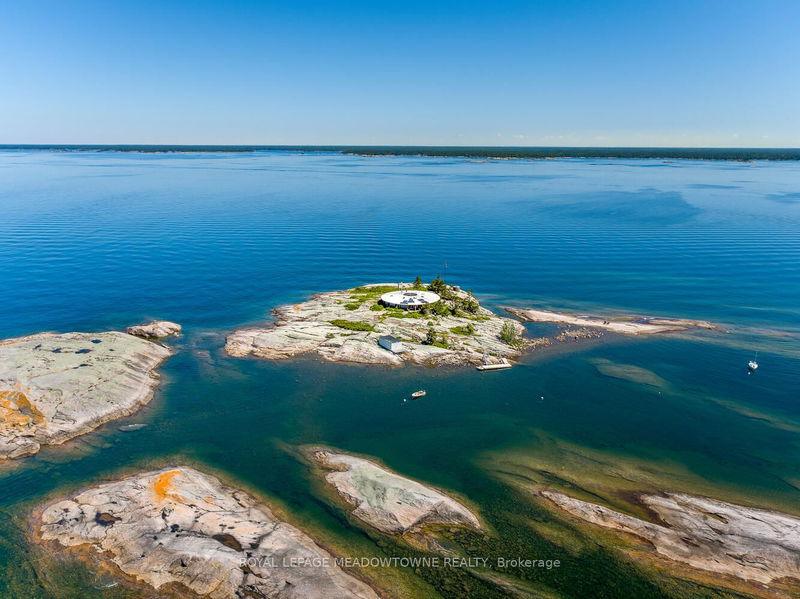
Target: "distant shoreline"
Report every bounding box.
[2,145,800,161]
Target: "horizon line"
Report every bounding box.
[2,143,800,150]
[2,144,799,161]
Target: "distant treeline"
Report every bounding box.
[2,145,799,161]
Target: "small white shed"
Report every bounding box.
[378,335,404,353]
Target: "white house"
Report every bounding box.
[379,290,440,311]
[378,335,405,353]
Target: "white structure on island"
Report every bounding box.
[378,335,405,353]
[379,290,441,311]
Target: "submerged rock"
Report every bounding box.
[0,332,170,460]
[541,489,800,584]
[590,358,669,389]
[38,467,378,599]
[225,283,525,368]
[126,320,182,339]
[310,449,481,535]
[118,423,147,432]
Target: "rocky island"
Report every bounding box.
[309,448,481,535]
[541,489,800,585]
[0,331,171,460]
[37,467,378,599]
[506,307,717,335]
[226,279,527,367]
[126,320,182,339]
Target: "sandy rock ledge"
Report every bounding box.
[37,467,379,599]
[506,307,716,335]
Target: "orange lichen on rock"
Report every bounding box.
[0,386,45,432]
[152,469,183,501]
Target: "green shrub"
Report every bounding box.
[329,320,375,332]
[424,327,437,345]
[433,301,453,316]
[500,321,523,347]
[428,275,448,295]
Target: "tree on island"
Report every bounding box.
[413,276,424,289]
[462,297,479,314]
[500,322,522,347]
[428,275,447,295]
[425,327,437,345]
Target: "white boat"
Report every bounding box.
[748,352,759,372]
[411,390,426,399]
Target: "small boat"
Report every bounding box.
[411,390,426,399]
[748,351,759,372]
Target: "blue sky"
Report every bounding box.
[1,1,798,146]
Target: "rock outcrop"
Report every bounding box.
[38,467,378,599]
[506,307,716,335]
[126,320,182,339]
[541,489,800,584]
[310,449,480,535]
[225,283,525,367]
[0,331,170,460]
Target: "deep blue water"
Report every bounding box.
[1,150,799,336]
[1,150,799,598]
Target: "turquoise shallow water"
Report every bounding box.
[0,150,799,598]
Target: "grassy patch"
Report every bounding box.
[329,320,375,332]
[349,285,398,299]
[383,308,424,319]
[344,302,362,310]
[450,324,476,336]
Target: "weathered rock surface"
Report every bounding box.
[225,283,525,367]
[506,307,716,335]
[0,332,171,460]
[38,467,378,599]
[541,489,800,584]
[311,449,481,535]
[126,320,182,339]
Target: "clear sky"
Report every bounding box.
[1,1,798,147]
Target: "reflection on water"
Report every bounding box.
[0,151,798,598]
